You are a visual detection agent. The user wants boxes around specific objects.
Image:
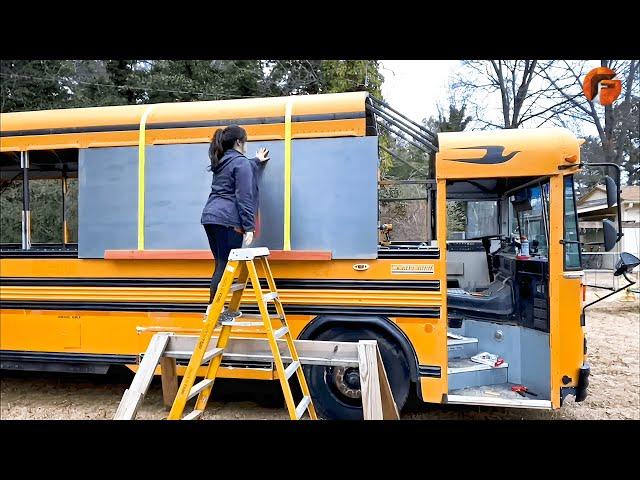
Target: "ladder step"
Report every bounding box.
[188,379,215,400]
[295,395,312,420]
[284,360,300,380]
[228,247,270,260]
[220,321,264,327]
[274,326,289,339]
[263,292,279,302]
[230,283,245,292]
[182,409,204,420]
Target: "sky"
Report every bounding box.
[378,60,601,137]
[379,60,462,125]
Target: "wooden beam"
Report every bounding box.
[160,356,178,409]
[356,340,399,420]
[114,333,171,420]
[358,340,383,420]
[104,249,332,261]
[376,347,400,420]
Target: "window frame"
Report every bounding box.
[563,174,583,271]
[0,150,79,254]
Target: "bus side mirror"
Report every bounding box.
[605,175,618,208]
[603,219,618,252]
[614,252,640,276]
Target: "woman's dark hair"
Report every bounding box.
[208,125,248,170]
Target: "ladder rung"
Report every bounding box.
[238,313,282,320]
[295,395,312,420]
[273,326,289,339]
[164,348,223,364]
[220,321,264,327]
[188,379,215,400]
[202,348,224,364]
[182,409,204,420]
[230,283,245,292]
[263,292,279,302]
[284,360,300,380]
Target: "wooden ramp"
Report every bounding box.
[114,334,399,420]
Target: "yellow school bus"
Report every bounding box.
[1,92,632,419]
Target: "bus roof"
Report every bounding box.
[0,91,370,152]
[436,127,581,179]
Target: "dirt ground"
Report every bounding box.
[1,296,638,420]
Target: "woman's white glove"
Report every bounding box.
[242,231,254,247]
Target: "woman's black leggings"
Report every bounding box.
[203,224,244,304]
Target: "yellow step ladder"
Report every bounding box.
[164,247,317,420]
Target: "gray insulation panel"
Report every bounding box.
[78,136,378,259]
[78,147,138,257]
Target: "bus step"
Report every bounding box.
[448,357,508,390]
[447,334,478,359]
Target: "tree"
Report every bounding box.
[1,60,73,112]
[537,60,639,185]
[452,60,563,129]
[262,60,384,98]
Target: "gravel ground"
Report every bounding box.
[1,297,638,420]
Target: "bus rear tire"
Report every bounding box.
[303,326,410,420]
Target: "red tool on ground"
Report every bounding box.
[511,385,538,397]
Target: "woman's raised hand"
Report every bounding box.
[256,147,270,162]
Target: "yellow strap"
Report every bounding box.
[137,106,154,250]
[283,98,294,251]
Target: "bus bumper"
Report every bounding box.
[560,363,590,405]
[575,363,590,402]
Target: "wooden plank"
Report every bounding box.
[376,347,400,420]
[114,333,171,419]
[104,249,332,261]
[114,390,144,420]
[357,340,383,420]
[160,356,178,409]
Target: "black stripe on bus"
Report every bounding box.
[0,112,366,138]
[0,249,78,258]
[377,249,440,259]
[0,350,137,365]
[418,365,442,378]
[0,300,440,318]
[0,277,441,291]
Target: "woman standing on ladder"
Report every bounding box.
[201,125,270,323]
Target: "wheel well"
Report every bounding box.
[298,315,419,383]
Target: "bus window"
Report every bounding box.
[0,152,23,245]
[65,178,79,243]
[447,200,498,240]
[30,178,63,244]
[466,201,499,239]
[0,149,78,250]
[510,182,550,257]
[564,175,582,270]
[28,150,79,246]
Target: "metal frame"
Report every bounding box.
[20,151,31,250]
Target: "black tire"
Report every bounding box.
[304,326,411,420]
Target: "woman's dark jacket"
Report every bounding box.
[201,149,261,232]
